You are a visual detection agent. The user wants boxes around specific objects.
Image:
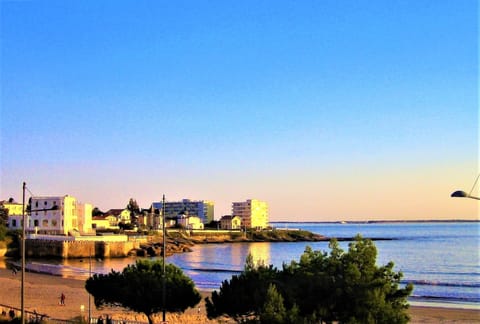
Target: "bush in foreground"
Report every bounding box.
[206,235,413,324]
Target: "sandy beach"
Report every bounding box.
[0,268,478,323]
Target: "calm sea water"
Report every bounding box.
[5,222,479,309]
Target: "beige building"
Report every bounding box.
[178,215,204,230]
[2,200,24,231]
[1,200,24,216]
[232,199,269,229]
[92,215,119,230]
[105,209,131,224]
[219,215,242,230]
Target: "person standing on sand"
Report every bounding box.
[60,293,65,306]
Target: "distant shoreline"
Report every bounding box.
[272,219,479,224]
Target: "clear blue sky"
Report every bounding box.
[1,0,478,221]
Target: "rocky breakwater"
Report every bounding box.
[189,229,329,243]
[128,235,194,257]
[126,229,329,257]
[124,229,392,258]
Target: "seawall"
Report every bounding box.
[25,239,140,259]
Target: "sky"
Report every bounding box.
[1,1,478,221]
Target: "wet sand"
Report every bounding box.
[0,268,478,323]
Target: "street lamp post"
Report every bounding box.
[89,244,92,324]
[162,194,166,323]
[451,174,480,200]
[450,190,480,200]
[21,182,26,324]
[20,182,59,324]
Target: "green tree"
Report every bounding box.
[85,260,201,324]
[92,207,104,217]
[259,284,287,324]
[205,253,278,322]
[206,236,413,324]
[280,236,413,324]
[127,198,140,225]
[0,205,8,241]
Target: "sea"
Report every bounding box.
[3,222,479,309]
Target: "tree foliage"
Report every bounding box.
[127,198,140,213]
[0,206,8,241]
[127,198,140,225]
[259,284,288,324]
[85,259,201,324]
[205,253,279,322]
[92,207,104,217]
[206,235,413,324]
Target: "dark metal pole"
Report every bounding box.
[88,244,92,324]
[162,194,166,322]
[21,182,26,324]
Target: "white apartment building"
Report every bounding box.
[232,199,269,229]
[25,195,92,235]
[152,199,215,224]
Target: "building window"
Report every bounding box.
[52,219,57,227]
[42,219,48,227]
[12,220,16,227]
[34,219,39,227]
[44,201,47,206]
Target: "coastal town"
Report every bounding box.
[0,194,325,260]
[0,195,276,259]
[1,195,269,233]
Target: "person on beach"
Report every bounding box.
[60,293,65,306]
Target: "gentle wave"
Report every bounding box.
[410,295,480,303]
[407,270,480,277]
[404,279,480,289]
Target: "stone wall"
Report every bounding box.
[25,239,139,258]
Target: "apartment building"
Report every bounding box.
[25,195,92,235]
[151,199,214,224]
[232,199,269,229]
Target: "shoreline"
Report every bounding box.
[272,219,480,224]
[2,258,479,311]
[0,268,478,323]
